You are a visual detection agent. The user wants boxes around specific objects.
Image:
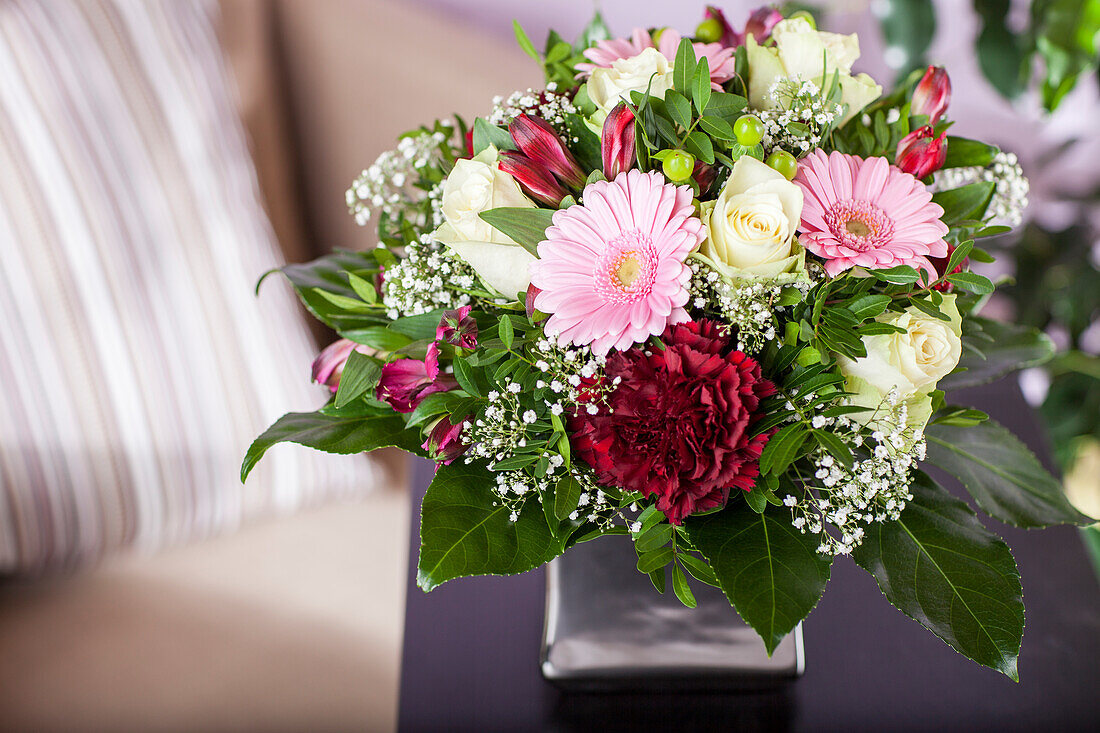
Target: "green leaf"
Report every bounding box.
[869,265,921,284]
[664,90,693,131]
[704,92,747,120]
[686,504,832,654]
[498,315,515,350]
[333,351,382,408]
[758,423,809,476]
[634,522,673,553]
[684,130,715,164]
[472,118,515,155]
[241,409,420,481]
[513,20,540,63]
[417,462,564,590]
[940,317,1055,390]
[942,137,999,169]
[389,310,446,340]
[311,288,373,312]
[340,326,412,351]
[851,472,1023,679]
[672,564,698,608]
[346,272,378,304]
[974,0,1025,100]
[745,487,769,513]
[677,552,719,587]
[847,294,892,320]
[673,37,697,94]
[812,429,854,468]
[925,419,1093,527]
[637,546,675,574]
[945,272,995,294]
[879,0,936,74]
[932,181,996,226]
[479,207,556,256]
[452,358,482,398]
[692,57,712,114]
[554,474,584,521]
[698,115,736,141]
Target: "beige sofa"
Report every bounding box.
[0,2,534,731]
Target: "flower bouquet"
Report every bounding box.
[243,7,1094,677]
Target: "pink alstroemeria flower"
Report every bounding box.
[436,305,478,349]
[703,6,783,48]
[508,114,586,189]
[375,343,457,413]
[312,338,366,393]
[912,66,951,124]
[601,103,636,180]
[896,126,948,179]
[422,416,468,465]
[575,27,736,90]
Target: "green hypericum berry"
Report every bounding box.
[662,150,695,183]
[733,114,765,147]
[694,18,723,44]
[766,150,799,181]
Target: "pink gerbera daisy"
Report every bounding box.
[529,170,704,355]
[575,27,736,90]
[793,149,949,278]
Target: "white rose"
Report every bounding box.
[432,146,538,297]
[745,18,881,125]
[697,155,805,279]
[1064,437,1100,525]
[587,47,674,125]
[837,295,963,433]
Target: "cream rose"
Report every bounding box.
[745,18,881,125]
[837,295,963,433]
[587,47,674,125]
[432,146,538,297]
[697,155,804,279]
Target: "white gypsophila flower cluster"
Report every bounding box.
[758,79,843,155]
[491,467,617,526]
[379,236,475,318]
[346,130,447,226]
[488,82,577,130]
[464,377,542,465]
[688,260,813,353]
[934,151,1029,226]
[782,389,924,556]
[531,337,618,412]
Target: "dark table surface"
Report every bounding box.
[397,380,1100,732]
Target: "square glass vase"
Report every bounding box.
[540,534,804,691]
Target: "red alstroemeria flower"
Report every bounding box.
[375,343,457,413]
[437,305,478,349]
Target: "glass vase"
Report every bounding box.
[540,534,804,691]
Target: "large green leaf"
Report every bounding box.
[417,462,564,590]
[241,407,420,481]
[852,472,1024,679]
[686,503,832,654]
[478,208,557,256]
[879,0,936,75]
[931,181,995,225]
[942,136,999,169]
[924,419,1093,527]
[940,316,1055,390]
[267,250,385,332]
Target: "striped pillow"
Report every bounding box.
[0,0,379,572]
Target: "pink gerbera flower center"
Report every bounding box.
[596,230,658,302]
[824,200,896,252]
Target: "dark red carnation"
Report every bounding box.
[570,320,775,525]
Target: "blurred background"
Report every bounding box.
[0,1,1096,731]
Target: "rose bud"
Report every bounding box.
[928,243,969,292]
[436,305,478,349]
[896,126,947,179]
[601,102,636,179]
[312,339,362,393]
[912,66,951,124]
[375,343,457,413]
[692,160,718,194]
[422,416,468,465]
[498,150,569,207]
[508,114,586,189]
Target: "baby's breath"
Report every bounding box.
[346,131,447,226]
[757,79,842,156]
[488,84,576,130]
[380,235,476,318]
[934,151,1029,226]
